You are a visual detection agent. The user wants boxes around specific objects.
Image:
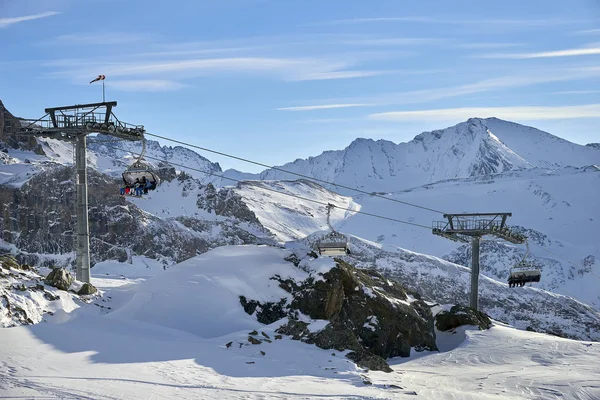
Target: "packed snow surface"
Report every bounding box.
[1,245,599,399]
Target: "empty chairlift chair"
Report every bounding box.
[507,240,541,288]
[317,203,350,256]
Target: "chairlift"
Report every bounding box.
[317,203,350,256]
[121,134,160,190]
[507,240,541,288]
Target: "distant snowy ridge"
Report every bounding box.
[247,118,599,193]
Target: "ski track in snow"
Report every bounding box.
[1,246,599,399]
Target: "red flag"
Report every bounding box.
[89,75,106,84]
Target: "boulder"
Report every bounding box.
[44,268,74,291]
[77,282,98,295]
[435,305,492,332]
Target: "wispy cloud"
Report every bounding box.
[551,90,600,95]
[278,104,372,111]
[573,29,600,35]
[107,80,185,92]
[48,32,151,46]
[47,56,387,83]
[0,11,60,28]
[454,42,523,50]
[336,37,444,46]
[319,16,568,27]
[282,67,600,111]
[478,46,600,59]
[369,104,600,122]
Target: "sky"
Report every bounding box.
[1,0,600,172]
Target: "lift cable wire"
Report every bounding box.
[143,132,446,215]
[103,143,433,231]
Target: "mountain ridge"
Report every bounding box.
[247,117,599,193]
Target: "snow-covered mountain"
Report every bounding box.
[1,98,599,342]
[246,118,599,193]
[230,166,600,309]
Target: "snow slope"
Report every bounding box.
[484,117,600,169]
[1,245,599,399]
[235,166,599,308]
[233,179,360,242]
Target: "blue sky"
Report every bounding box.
[1,0,600,172]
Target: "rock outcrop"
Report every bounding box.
[0,100,44,154]
[0,165,273,268]
[240,255,437,372]
[1,257,77,327]
[435,305,492,332]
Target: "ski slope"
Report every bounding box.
[1,245,599,399]
[235,167,600,308]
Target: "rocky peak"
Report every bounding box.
[0,100,44,154]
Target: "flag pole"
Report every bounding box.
[102,79,105,103]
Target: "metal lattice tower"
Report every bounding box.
[11,101,145,283]
[432,213,526,310]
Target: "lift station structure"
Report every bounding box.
[11,101,145,283]
[433,213,526,311]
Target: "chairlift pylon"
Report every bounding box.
[317,203,350,256]
[507,239,541,288]
[121,134,160,190]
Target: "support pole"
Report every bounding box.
[470,236,481,310]
[75,134,91,283]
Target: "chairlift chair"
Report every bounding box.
[507,240,541,287]
[317,203,350,257]
[121,135,160,190]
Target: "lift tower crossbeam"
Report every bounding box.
[8,101,145,283]
[432,213,526,310]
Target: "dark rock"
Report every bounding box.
[347,351,393,373]
[249,330,258,336]
[306,322,361,353]
[269,258,438,372]
[77,282,98,295]
[44,268,74,291]
[274,334,282,340]
[197,183,260,224]
[280,261,437,358]
[261,331,270,339]
[248,336,261,345]
[277,320,309,340]
[0,100,44,154]
[435,305,492,332]
[284,254,301,267]
[239,296,287,325]
[239,296,259,315]
[225,341,233,348]
[260,351,265,356]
